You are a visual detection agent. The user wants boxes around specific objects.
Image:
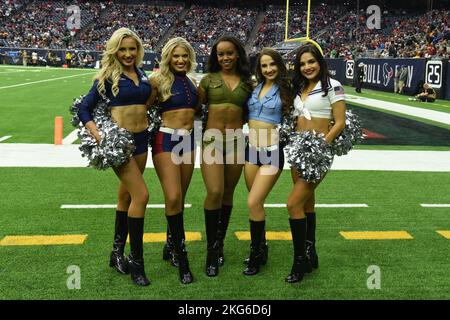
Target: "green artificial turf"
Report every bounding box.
[0,168,449,299]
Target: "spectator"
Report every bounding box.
[398,65,408,94]
[410,83,437,102]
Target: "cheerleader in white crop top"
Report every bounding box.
[284,44,347,284]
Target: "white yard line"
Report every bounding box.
[0,136,12,142]
[420,204,450,208]
[61,204,192,209]
[1,144,450,170]
[0,72,95,90]
[346,94,450,125]
[62,129,79,145]
[264,204,368,208]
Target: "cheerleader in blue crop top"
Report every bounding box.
[76,28,157,287]
[242,48,295,276]
[149,37,197,285]
[284,44,346,284]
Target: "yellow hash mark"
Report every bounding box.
[235,231,292,241]
[0,234,88,246]
[436,231,450,239]
[134,232,202,243]
[340,231,413,240]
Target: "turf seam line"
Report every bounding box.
[264,203,368,208]
[61,204,192,209]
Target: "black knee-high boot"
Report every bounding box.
[285,218,312,283]
[243,220,266,276]
[127,216,150,286]
[109,210,129,275]
[305,212,318,269]
[166,212,193,284]
[217,204,232,266]
[205,208,221,277]
[163,225,179,267]
[244,227,268,266]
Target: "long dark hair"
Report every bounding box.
[292,44,330,97]
[207,35,252,87]
[255,48,294,116]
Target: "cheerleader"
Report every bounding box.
[243,48,294,276]
[286,44,346,283]
[77,28,156,286]
[150,37,197,284]
[198,36,252,276]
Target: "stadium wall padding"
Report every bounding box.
[1,48,449,101]
[0,48,209,73]
[445,61,450,100]
[351,58,426,95]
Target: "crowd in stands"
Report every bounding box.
[76,2,182,51]
[251,4,346,56]
[171,5,258,55]
[319,8,449,60]
[1,0,103,49]
[0,0,448,60]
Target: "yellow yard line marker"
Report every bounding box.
[340,231,413,240]
[436,231,450,239]
[0,234,88,246]
[130,232,202,243]
[235,231,292,241]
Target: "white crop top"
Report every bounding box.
[293,78,345,119]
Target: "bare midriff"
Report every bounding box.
[297,116,331,135]
[206,103,243,133]
[111,104,148,133]
[248,119,278,147]
[161,108,195,130]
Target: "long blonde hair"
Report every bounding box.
[153,37,197,102]
[95,28,144,97]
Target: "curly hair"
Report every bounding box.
[94,27,144,97]
[207,35,252,87]
[152,37,197,102]
[254,47,295,116]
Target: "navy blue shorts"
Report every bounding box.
[151,128,195,157]
[133,130,149,156]
[245,143,285,169]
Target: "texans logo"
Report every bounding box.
[382,63,394,86]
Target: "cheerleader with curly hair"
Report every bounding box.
[149,37,198,284]
[77,27,156,286]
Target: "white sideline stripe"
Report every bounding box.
[346,94,450,125]
[421,204,450,208]
[61,204,192,209]
[0,72,96,90]
[62,129,79,145]
[1,145,450,171]
[264,204,368,208]
[0,136,12,142]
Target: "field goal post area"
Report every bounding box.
[284,0,323,56]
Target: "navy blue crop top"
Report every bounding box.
[159,73,198,113]
[78,67,151,125]
[247,83,282,125]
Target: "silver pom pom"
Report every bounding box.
[278,106,296,147]
[69,95,86,127]
[200,104,208,132]
[331,110,364,156]
[147,106,162,147]
[77,98,135,170]
[285,130,334,183]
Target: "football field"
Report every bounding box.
[1,65,450,300]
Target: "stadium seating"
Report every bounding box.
[0,0,448,59]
